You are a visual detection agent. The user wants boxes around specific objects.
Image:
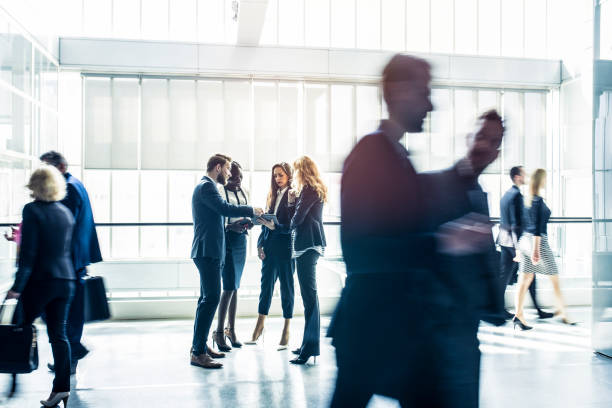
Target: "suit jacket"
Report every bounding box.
[499,185,523,247]
[290,185,326,252]
[62,172,102,274]
[191,176,253,260]
[257,189,295,260]
[11,201,76,293]
[524,195,550,236]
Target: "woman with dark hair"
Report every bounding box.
[245,162,296,349]
[6,165,75,407]
[289,156,327,364]
[212,161,252,351]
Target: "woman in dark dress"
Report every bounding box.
[6,165,76,408]
[289,156,327,364]
[246,162,296,349]
[212,161,252,351]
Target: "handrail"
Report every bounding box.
[0,217,599,228]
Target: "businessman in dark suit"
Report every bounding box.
[329,55,504,407]
[499,166,552,319]
[40,151,102,372]
[190,154,263,369]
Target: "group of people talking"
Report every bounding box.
[189,154,327,369]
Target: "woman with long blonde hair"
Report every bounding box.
[513,169,574,330]
[289,156,327,364]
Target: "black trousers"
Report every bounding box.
[258,256,295,319]
[500,246,542,312]
[20,279,75,393]
[295,250,320,356]
[66,269,86,356]
[192,257,222,355]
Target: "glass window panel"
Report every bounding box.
[40,109,58,155]
[59,72,82,165]
[169,0,197,41]
[430,0,453,53]
[478,90,501,173]
[111,227,139,259]
[169,80,198,169]
[111,171,139,222]
[224,0,238,43]
[330,85,354,171]
[254,82,278,171]
[278,0,304,46]
[2,30,32,96]
[502,92,523,171]
[112,78,139,169]
[113,0,141,39]
[454,0,477,54]
[305,0,329,47]
[83,170,111,223]
[198,0,224,43]
[356,85,380,139]
[196,80,224,160]
[141,171,168,221]
[224,81,251,168]
[56,0,83,36]
[168,172,197,222]
[326,172,342,219]
[524,92,546,171]
[524,0,546,58]
[331,0,355,48]
[430,88,452,169]
[563,175,592,216]
[168,226,192,257]
[478,0,500,55]
[1,89,31,155]
[356,0,380,49]
[250,171,270,213]
[602,0,612,59]
[453,89,476,160]
[501,0,523,57]
[141,79,170,169]
[478,174,501,217]
[278,83,300,164]
[260,0,278,45]
[141,0,169,40]
[304,84,329,172]
[406,0,429,52]
[140,226,168,257]
[381,0,405,51]
[83,0,112,37]
[10,162,30,220]
[84,77,112,168]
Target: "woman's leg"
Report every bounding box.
[227,290,238,330]
[548,275,567,317]
[514,272,534,323]
[215,290,232,333]
[295,250,320,357]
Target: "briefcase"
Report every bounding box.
[0,301,39,374]
[83,275,111,322]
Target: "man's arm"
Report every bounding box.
[509,192,523,248]
[201,182,254,218]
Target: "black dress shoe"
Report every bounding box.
[537,311,554,319]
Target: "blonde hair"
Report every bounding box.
[27,165,66,202]
[526,168,546,208]
[293,156,327,203]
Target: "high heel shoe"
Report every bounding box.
[560,317,577,326]
[291,348,301,355]
[244,328,265,345]
[512,316,533,331]
[290,353,317,365]
[41,391,69,407]
[224,327,242,348]
[212,331,231,352]
[277,320,290,351]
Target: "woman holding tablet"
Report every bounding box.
[246,162,296,349]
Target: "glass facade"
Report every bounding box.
[0,7,59,288]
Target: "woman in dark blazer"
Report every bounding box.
[6,165,76,408]
[289,156,327,364]
[246,162,296,349]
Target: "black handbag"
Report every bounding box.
[0,300,39,397]
[83,275,111,322]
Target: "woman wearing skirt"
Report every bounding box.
[513,169,574,330]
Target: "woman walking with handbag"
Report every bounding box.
[6,165,76,407]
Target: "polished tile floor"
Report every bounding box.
[1,308,611,408]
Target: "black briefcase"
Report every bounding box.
[83,275,111,322]
[0,301,39,374]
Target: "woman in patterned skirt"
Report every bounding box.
[513,168,574,330]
